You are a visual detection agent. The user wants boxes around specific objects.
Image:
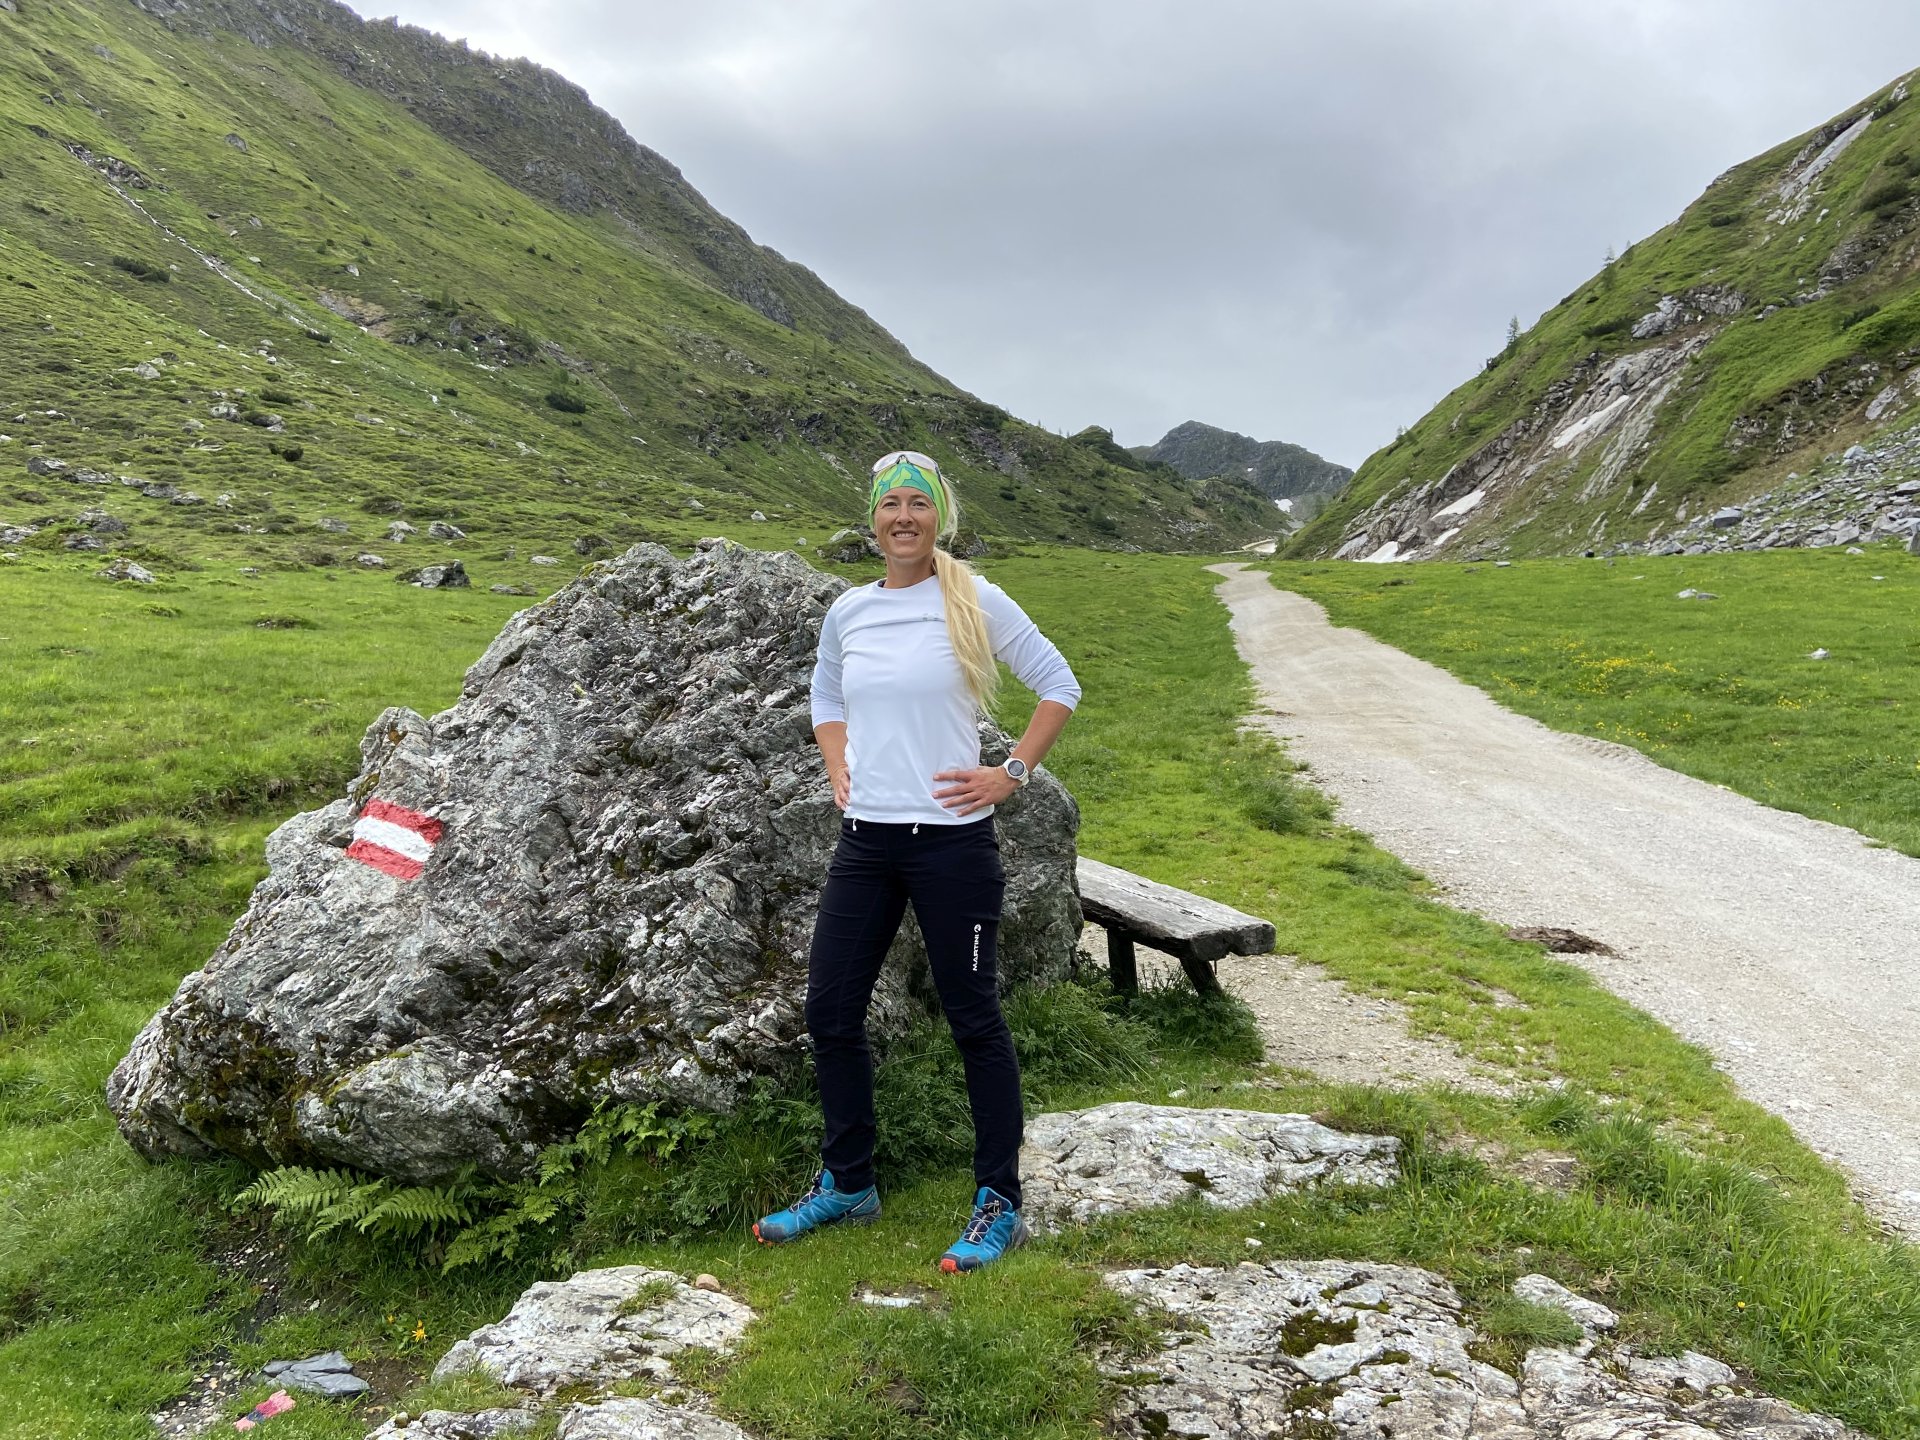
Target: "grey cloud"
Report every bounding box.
[377,1,1920,466]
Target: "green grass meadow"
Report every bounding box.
[1266,544,1920,856]
[3,547,1920,1437]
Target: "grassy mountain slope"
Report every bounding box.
[0,0,1270,575]
[1142,419,1352,501]
[1293,69,1920,561]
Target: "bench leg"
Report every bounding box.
[1106,928,1138,995]
[1178,951,1225,997]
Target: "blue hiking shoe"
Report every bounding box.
[752,1170,880,1244]
[939,1186,1030,1273]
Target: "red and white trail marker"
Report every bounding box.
[345,798,444,881]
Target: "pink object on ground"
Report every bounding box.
[234,1390,296,1429]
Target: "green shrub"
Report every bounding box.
[545,389,587,414]
[1860,179,1911,213]
[1581,316,1634,339]
[258,387,293,404]
[109,254,170,282]
[1123,983,1264,1064]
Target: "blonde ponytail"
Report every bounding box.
[933,547,997,712]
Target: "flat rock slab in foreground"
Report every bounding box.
[107,543,1080,1182]
[433,1265,754,1395]
[1103,1259,1865,1440]
[1020,1102,1399,1233]
[368,1399,755,1440]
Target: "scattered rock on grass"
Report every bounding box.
[263,1349,370,1397]
[1675,588,1719,600]
[551,1398,757,1439]
[387,520,416,542]
[529,554,559,565]
[429,521,467,541]
[399,561,469,588]
[434,1267,754,1395]
[365,1410,534,1439]
[26,456,67,476]
[1020,1102,1399,1233]
[1102,1260,1866,1440]
[97,558,155,583]
[1512,1272,1617,1332]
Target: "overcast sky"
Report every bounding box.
[363,2,1920,468]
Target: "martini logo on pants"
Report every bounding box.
[345,797,444,881]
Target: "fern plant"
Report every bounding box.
[231,1100,710,1271]
[231,1166,482,1241]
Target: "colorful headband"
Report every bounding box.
[868,452,951,533]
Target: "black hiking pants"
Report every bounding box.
[805,815,1023,1207]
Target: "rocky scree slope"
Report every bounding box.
[1294,69,1920,562]
[0,0,1270,574]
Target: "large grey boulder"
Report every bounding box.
[107,544,1081,1180]
[1103,1260,1867,1440]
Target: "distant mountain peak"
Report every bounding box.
[1145,421,1352,500]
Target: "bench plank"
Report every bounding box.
[1077,857,1275,995]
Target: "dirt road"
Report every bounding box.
[1211,563,1920,1234]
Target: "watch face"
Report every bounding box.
[1005,757,1029,780]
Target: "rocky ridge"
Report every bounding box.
[1145,420,1353,503]
[1295,69,1920,561]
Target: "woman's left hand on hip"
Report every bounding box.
[932,766,1018,816]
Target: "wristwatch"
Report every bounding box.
[1002,756,1030,787]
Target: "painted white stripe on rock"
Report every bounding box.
[351,815,434,862]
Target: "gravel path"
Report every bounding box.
[1211,563,1920,1234]
[1080,926,1514,1093]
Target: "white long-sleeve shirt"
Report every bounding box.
[810,572,1081,825]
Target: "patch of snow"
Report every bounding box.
[1431,526,1461,548]
[1550,393,1633,451]
[1432,488,1486,520]
[1360,540,1404,563]
[1274,497,1294,513]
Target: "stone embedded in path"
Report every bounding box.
[108,545,1080,1182]
[434,1266,754,1395]
[1102,1259,1868,1440]
[1019,1102,1399,1233]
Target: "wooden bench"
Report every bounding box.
[1076,856,1276,996]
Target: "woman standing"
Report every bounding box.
[754,450,1081,1273]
